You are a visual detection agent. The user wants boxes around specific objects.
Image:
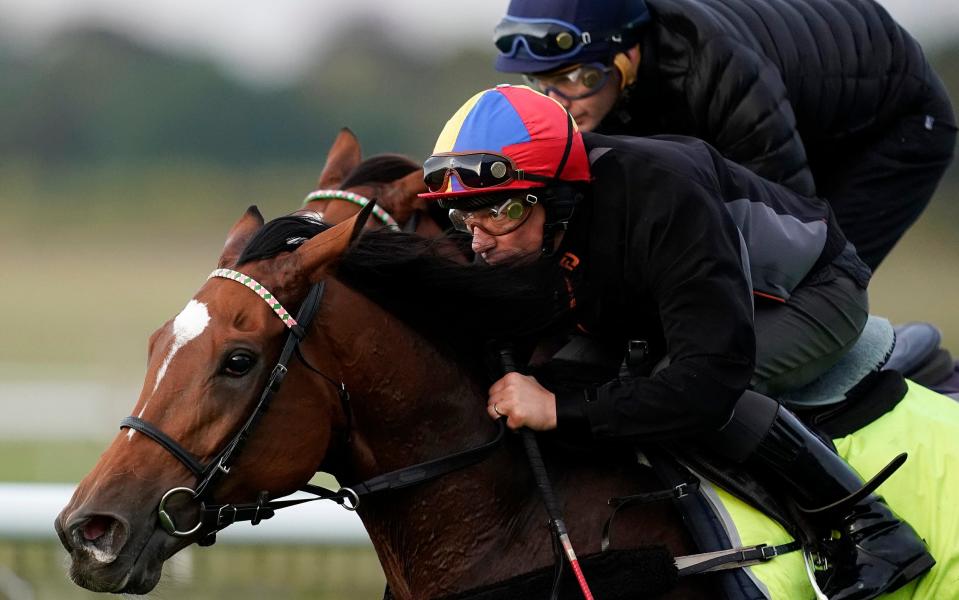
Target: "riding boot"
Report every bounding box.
[711,391,934,600]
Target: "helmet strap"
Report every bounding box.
[552,112,575,180]
[540,185,582,257]
[539,111,583,257]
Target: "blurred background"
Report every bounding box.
[0,0,957,598]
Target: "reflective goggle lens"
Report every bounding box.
[423,153,516,193]
[523,63,613,100]
[449,194,538,236]
[494,18,584,59]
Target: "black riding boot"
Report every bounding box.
[714,391,934,600]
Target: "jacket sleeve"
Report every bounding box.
[555,165,756,442]
[687,35,816,197]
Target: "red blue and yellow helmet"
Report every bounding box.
[419,85,591,201]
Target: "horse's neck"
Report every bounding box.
[317,282,545,598]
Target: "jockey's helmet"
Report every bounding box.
[493,0,649,74]
[419,85,590,206]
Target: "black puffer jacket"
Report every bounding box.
[598,0,945,196]
[551,132,868,441]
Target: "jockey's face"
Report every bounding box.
[536,66,622,132]
[470,202,546,265]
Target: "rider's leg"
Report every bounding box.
[751,263,869,396]
[713,391,934,600]
[811,74,956,271]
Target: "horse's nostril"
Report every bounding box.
[82,515,113,542]
[68,514,128,564]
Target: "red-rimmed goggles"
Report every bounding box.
[423,152,551,193]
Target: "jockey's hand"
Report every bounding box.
[487,372,557,431]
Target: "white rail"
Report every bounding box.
[0,483,370,545]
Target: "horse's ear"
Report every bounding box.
[295,209,366,278]
[380,169,429,220]
[316,128,361,189]
[351,199,376,241]
[396,169,428,197]
[218,206,264,268]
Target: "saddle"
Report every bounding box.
[538,320,958,599]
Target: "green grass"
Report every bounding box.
[0,441,107,483]
[0,541,386,599]
[1,162,957,435]
[0,162,956,599]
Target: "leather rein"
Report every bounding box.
[121,267,504,546]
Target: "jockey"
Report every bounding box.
[420,85,933,600]
[492,0,956,271]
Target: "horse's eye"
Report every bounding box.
[222,352,256,377]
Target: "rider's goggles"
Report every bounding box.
[449,194,539,236]
[523,62,614,101]
[494,16,642,61]
[423,152,550,193]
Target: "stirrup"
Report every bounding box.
[798,453,907,517]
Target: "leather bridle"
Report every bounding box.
[121,267,504,546]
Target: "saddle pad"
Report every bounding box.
[691,381,959,599]
[780,315,895,408]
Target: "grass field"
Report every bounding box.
[1,541,386,599]
[3,162,957,376]
[0,162,956,598]
[1,161,957,444]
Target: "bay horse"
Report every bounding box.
[55,208,716,598]
[301,128,450,236]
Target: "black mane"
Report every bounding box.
[237,216,568,352]
[340,154,420,189]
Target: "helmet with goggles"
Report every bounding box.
[494,0,649,74]
[419,85,590,202]
[421,85,591,253]
[523,62,615,101]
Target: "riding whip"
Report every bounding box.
[495,343,595,600]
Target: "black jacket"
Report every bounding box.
[597,0,945,197]
[552,132,867,441]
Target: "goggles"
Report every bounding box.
[494,15,642,61]
[449,194,539,236]
[523,62,614,101]
[423,152,550,193]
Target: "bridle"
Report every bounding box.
[304,189,405,231]
[121,266,504,546]
[120,262,804,591]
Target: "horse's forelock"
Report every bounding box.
[340,154,420,190]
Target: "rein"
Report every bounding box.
[122,265,801,586]
[121,267,504,545]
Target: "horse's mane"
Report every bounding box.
[340,154,420,189]
[237,216,568,353]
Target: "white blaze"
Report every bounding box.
[127,300,211,441]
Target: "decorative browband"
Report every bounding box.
[303,189,400,231]
[208,269,297,328]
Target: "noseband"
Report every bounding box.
[121,267,504,545]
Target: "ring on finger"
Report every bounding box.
[493,403,504,417]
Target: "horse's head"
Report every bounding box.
[303,128,447,236]
[55,206,367,594]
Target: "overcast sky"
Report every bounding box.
[1,0,957,85]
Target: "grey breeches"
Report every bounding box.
[751,264,869,396]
